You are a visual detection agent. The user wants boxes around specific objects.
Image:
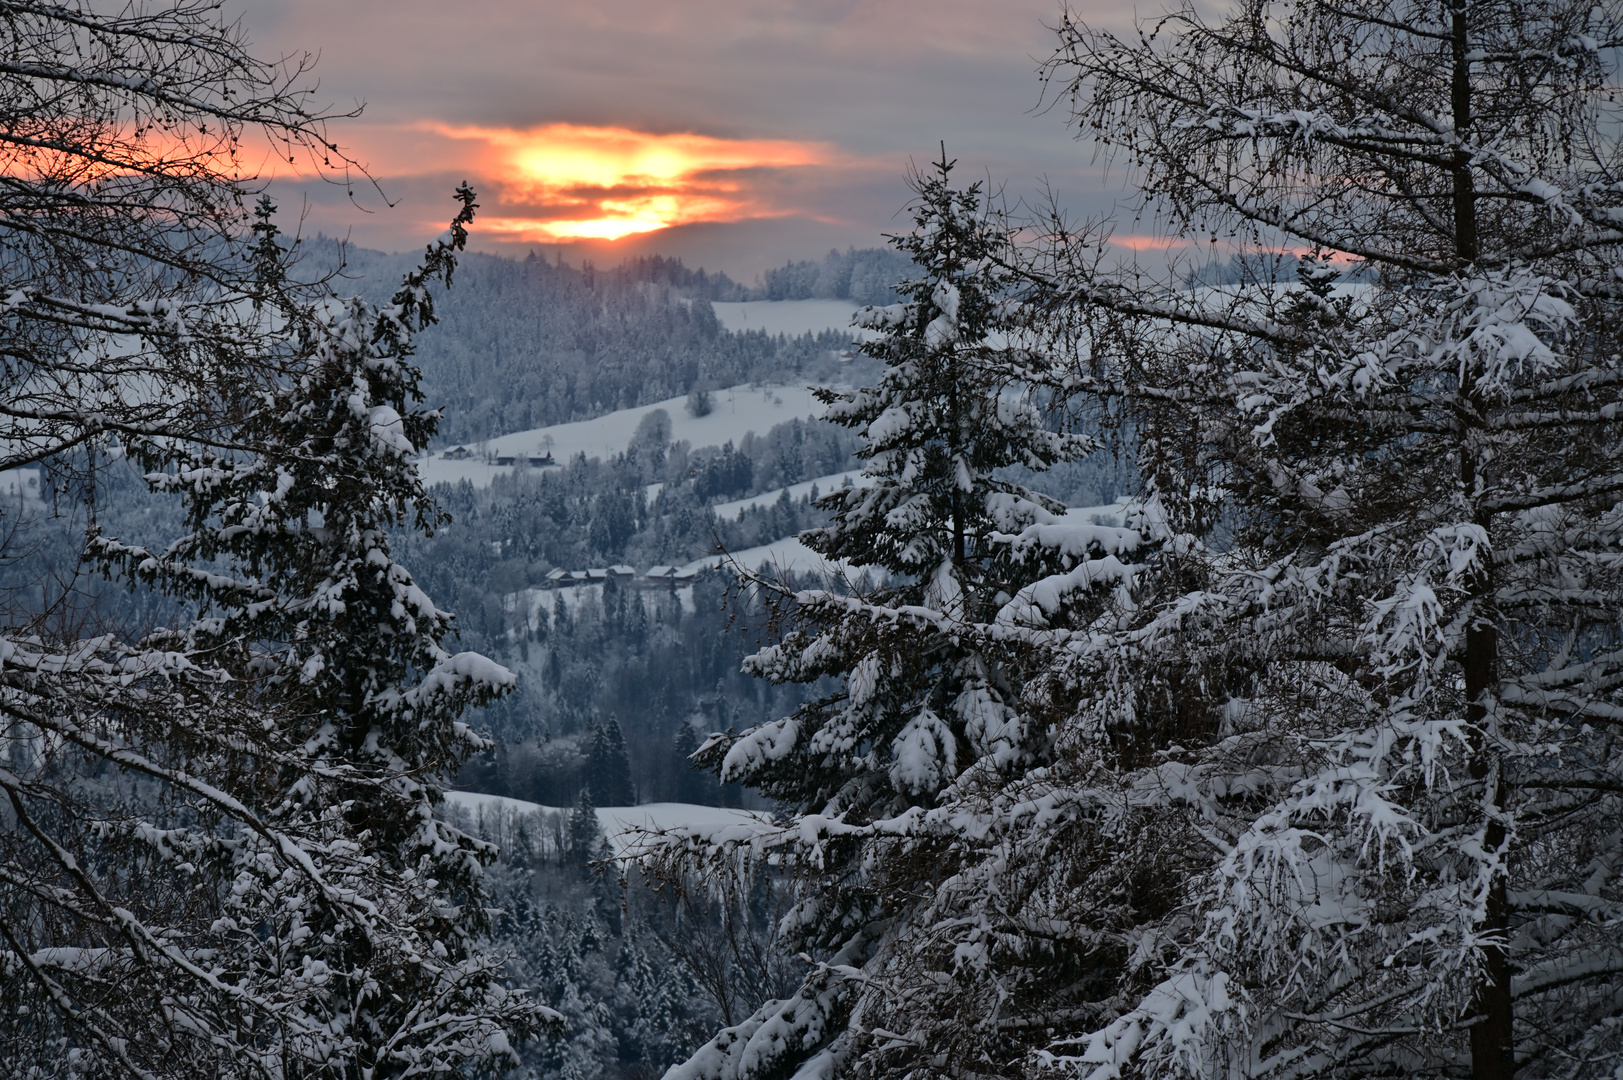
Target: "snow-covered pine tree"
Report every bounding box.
[586,716,636,808]
[1022,2,1623,1078]
[613,924,699,1074]
[112,187,556,1075]
[498,902,617,1080]
[648,153,1147,1080]
[569,791,603,867]
[0,4,554,1072]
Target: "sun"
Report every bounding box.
[427,123,828,241]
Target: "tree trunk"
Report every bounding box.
[1452,5,1512,1075]
[1460,416,1512,1080]
[1464,604,1514,1080]
[1450,0,1479,264]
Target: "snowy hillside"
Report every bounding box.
[680,534,874,583]
[710,468,869,519]
[441,790,771,856]
[711,299,875,340]
[503,491,1139,592]
[419,381,827,488]
[679,496,1136,582]
[415,299,888,492]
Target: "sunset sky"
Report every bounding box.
[232,1,1150,279]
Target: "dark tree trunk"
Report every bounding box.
[1464,605,1514,1080]
[1451,6,1512,1075]
[1450,0,1479,264]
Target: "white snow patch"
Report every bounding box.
[441,790,770,854]
[690,496,1128,584]
[682,534,886,585]
[709,469,870,520]
[710,299,878,341]
[419,382,827,489]
[1068,497,1135,524]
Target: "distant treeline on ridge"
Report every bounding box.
[304,241,910,444]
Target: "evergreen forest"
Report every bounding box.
[5,3,1623,1080]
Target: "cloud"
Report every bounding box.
[412,123,837,241]
[232,0,1139,271]
[1110,235,1191,252]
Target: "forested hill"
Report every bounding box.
[304,241,910,444]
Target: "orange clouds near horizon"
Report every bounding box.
[1109,234,1190,252]
[423,123,832,242]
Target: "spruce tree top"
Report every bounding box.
[811,150,1094,615]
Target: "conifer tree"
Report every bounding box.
[1016,2,1623,1078]
[655,152,1140,1080]
[586,716,636,807]
[501,904,616,1080]
[0,5,555,1069]
[614,926,695,1072]
[569,791,603,868]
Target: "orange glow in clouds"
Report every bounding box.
[429,123,829,241]
[1110,235,1189,252]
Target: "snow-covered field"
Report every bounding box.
[509,494,1137,597]
[441,790,771,855]
[689,495,1137,582]
[416,299,898,492]
[710,468,869,519]
[517,581,699,629]
[419,382,826,489]
[1066,496,1136,527]
[680,534,882,583]
[711,299,873,341]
